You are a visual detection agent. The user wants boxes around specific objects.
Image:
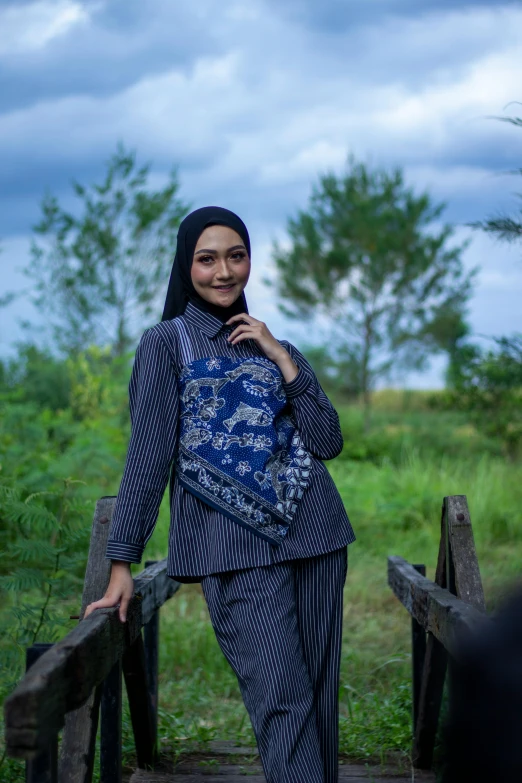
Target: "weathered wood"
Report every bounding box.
[100,658,122,783]
[59,495,116,783]
[143,611,159,759]
[144,560,160,757]
[128,743,437,781]
[5,561,181,759]
[412,633,447,769]
[392,497,487,771]
[387,556,487,657]
[128,761,436,782]
[122,633,157,769]
[25,645,58,783]
[411,564,427,734]
[445,495,486,611]
[413,508,448,769]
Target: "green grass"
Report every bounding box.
[2,399,522,780]
[139,431,522,767]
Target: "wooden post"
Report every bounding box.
[412,503,448,769]
[144,560,160,745]
[445,495,486,612]
[122,633,157,768]
[59,496,116,783]
[412,495,486,769]
[25,645,57,783]
[411,565,427,735]
[100,659,122,783]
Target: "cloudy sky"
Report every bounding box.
[1,0,521,386]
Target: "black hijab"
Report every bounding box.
[161,206,250,323]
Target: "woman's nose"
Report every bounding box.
[215,260,233,279]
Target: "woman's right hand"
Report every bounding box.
[84,561,134,623]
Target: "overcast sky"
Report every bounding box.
[1,0,521,386]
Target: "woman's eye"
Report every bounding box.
[231,252,246,260]
[199,256,213,263]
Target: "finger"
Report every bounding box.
[84,596,120,618]
[227,324,253,340]
[230,330,257,345]
[225,313,256,325]
[119,596,130,623]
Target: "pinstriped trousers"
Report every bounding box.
[201,546,348,783]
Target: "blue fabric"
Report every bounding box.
[105,302,356,578]
[177,355,312,544]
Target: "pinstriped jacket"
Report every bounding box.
[106,303,356,582]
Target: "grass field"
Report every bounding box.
[2,396,522,781]
[136,401,522,767]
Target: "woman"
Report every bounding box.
[85,206,356,783]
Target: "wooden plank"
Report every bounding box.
[128,765,436,782]
[206,741,257,755]
[59,495,116,783]
[5,562,181,759]
[387,556,487,657]
[122,633,156,769]
[445,495,486,612]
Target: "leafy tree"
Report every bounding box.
[269,156,474,426]
[443,335,522,459]
[417,299,472,387]
[468,110,522,245]
[301,342,373,400]
[457,107,522,458]
[0,344,72,411]
[0,478,92,698]
[26,143,189,356]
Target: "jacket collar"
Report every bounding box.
[183,301,231,339]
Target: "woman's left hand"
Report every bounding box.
[226,313,283,361]
[225,313,299,382]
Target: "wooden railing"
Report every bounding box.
[3,496,182,783]
[388,495,488,770]
[4,492,489,780]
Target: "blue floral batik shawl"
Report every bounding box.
[176,355,312,545]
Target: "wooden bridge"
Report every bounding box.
[3,495,486,782]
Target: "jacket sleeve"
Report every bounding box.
[105,328,179,563]
[279,341,344,461]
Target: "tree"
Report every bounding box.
[456,106,522,458]
[269,156,475,426]
[443,335,522,459]
[468,109,522,246]
[26,143,189,356]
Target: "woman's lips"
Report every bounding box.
[213,284,235,291]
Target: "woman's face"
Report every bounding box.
[191,224,250,309]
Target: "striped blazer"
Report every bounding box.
[106,302,356,581]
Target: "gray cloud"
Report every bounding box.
[1,0,522,376]
[266,0,517,33]
[0,0,219,113]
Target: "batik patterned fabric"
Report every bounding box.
[177,355,312,544]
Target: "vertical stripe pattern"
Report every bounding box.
[201,545,348,783]
[106,302,355,580]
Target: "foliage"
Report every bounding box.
[269,155,475,424]
[0,478,92,702]
[25,143,189,356]
[1,337,521,777]
[468,109,522,246]
[0,343,72,412]
[436,335,522,459]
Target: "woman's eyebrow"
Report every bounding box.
[195,244,246,255]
